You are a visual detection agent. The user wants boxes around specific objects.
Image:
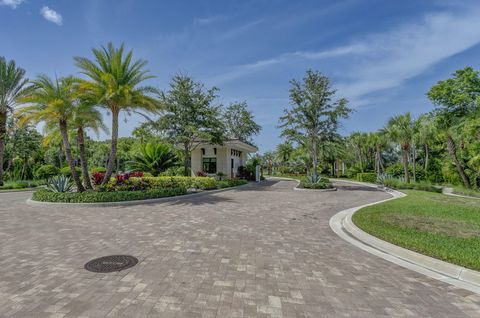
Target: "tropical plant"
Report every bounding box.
[46,175,73,193]
[0,57,30,186]
[35,164,59,180]
[74,43,160,184]
[17,75,85,191]
[128,143,179,176]
[381,113,415,183]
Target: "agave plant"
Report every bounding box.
[46,175,73,193]
[305,174,322,184]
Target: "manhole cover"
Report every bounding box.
[84,255,138,273]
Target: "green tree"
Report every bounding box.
[149,75,224,176]
[415,114,437,179]
[128,143,179,176]
[0,57,30,185]
[279,70,351,178]
[17,75,85,191]
[382,113,415,183]
[223,101,261,143]
[74,43,160,184]
[275,142,294,164]
[427,67,480,188]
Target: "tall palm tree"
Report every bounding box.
[74,43,160,184]
[72,100,108,189]
[0,57,30,186]
[17,75,85,191]
[369,132,388,175]
[416,115,437,174]
[383,113,415,183]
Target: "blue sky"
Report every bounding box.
[2,0,480,152]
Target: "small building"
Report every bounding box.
[190,140,258,178]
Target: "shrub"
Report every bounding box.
[196,171,207,177]
[386,163,426,181]
[60,166,82,177]
[216,179,248,189]
[35,165,59,180]
[356,172,377,183]
[91,172,105,186]
[299,175,333,189]
[89,167,106,174]
[0,180,41,190]
[379,177,441,193]
[46,175,73,193]
[32,187,187,203]
[97,176,218,192]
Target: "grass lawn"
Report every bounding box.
[353,190,480,271]
[452,186,480,198]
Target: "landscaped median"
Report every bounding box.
[352,190,480,271]
[29,176,249,204]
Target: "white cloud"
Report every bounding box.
[193,16,224,27]
[0,0,24,9]
[211,6,480,108]
[40,6,63,25]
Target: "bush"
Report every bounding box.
[379,177,441,193]
[97,176,218,192]
[32,187,187,203]
[35,165,59,180]
[385,163,426,181]
[60,166,82,177]
[0,180,42,190]
[356,172,377,183]
[216,179,248,189]
[89,167,106,174]
[299,175,333,189]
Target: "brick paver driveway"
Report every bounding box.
[1,179,480,317]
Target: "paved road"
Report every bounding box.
[1,180,480,317]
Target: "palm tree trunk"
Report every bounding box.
[102,108,119,184]
[402,148,410,183]
[77,126,93,190]
[312,140,318,178]
[412,145,417,183]
[446,134,470,188]
[424,144,429,172]
[59,120,85,192]
[183,145,190,176]
[0,111,6,186]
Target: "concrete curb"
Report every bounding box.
[443,187,480,200]
[26,182,254,208]
[329,179,480,294]
[267,176,337,192]
[0,186,44,194]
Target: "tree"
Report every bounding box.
[369,132,388,175]
[223,101,261,143]
[17,75,85,191]
[275,142,294,164]
[415,114,437,177]
[427,67,480,188]
[71,98,108,189]
[128,143,179,176]
[0,57,30,185]
[149,75,224,176]
[261,151,276,175]
[279,70,351,178]
[74,43,160,184]
[382,113,415,183]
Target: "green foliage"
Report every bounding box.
[0,180,41,190]
[223,101,261,143]
[35,164,59,180]
[89,166,106,174]
[380,177,442,193]
[353,190,480,270]
[216,179,248,189]
[32,187,186,203]
[385,163,426,181]
[300,175,332,189]
[98,176,218,192]
[356,172,377,183]
[60,166,81,177]
[46,175,73,193]
[128,143,179,176]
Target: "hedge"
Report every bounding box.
[99,176,218,192]
[356,172,377,183]
[32,187,187,203]
[35,165,59,180]
[216,179,248,189]
[60,166,82,177]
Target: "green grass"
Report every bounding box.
[0,180,43,191]
[353,190,480,270]
[452,186,480,198]
[265,174,305,181]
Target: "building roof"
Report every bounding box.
[176,139,258,153]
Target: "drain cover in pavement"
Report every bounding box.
[84,255,138,273]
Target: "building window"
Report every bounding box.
[201,148,205,155]
[202,158,217,174]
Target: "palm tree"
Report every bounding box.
[72,99,108,189]
[383,113,415,183]
[0,57,30,186]
[74,43,160,184]
[368,132,388,175]
[416,115,437,174]
[17,75,85,191]
[128,143,178,176]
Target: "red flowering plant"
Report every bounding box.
[91,172,105,186]
[196,171,207,177]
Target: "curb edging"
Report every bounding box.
[329,179,480,294]
[267,176,337,192]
